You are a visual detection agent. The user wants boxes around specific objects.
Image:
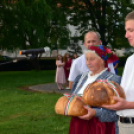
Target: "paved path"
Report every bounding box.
[29,83,71,94]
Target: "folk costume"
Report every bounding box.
[69,45,121,134]
[68,45,119,82]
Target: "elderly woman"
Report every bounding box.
[69,45,121,134]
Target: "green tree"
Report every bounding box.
[46,0,71,52]
[68,31,82,55]
[0,0,71,52]
[0,0,52,50]
[58,0,134,49]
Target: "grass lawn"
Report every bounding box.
[0,67,124,134]
[117,67,124,76]
[0,70,70,134]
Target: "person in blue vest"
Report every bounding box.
[113,60,119,75]
[69,45,121,134]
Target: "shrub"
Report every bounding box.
[0,58,56,71]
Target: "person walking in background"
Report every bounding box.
[55,54,66,90]
[72,53,79,63]
[107,51,119,75]
[113,60,119,75]
[63,53,72,89]
[73,53,78,59]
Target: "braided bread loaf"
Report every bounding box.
[55,95,88,116]
[83,80,126,107]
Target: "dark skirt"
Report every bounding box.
[69,117,115,134]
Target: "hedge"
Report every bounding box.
[0,58,56,71]
[0,56,129,71]
[118,56,128,67]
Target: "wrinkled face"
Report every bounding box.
[125,20,134,47]
[84,32,101,49]
[85,52,104,73]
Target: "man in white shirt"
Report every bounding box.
[68,31,115,89]
[103,11,134,134]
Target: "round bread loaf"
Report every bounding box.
[55,95,88,116]
[83,80,126,107]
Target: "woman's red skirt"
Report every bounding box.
[69,117,115,134]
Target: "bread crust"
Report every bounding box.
[83,81,126,107]
[55,95,88,116]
